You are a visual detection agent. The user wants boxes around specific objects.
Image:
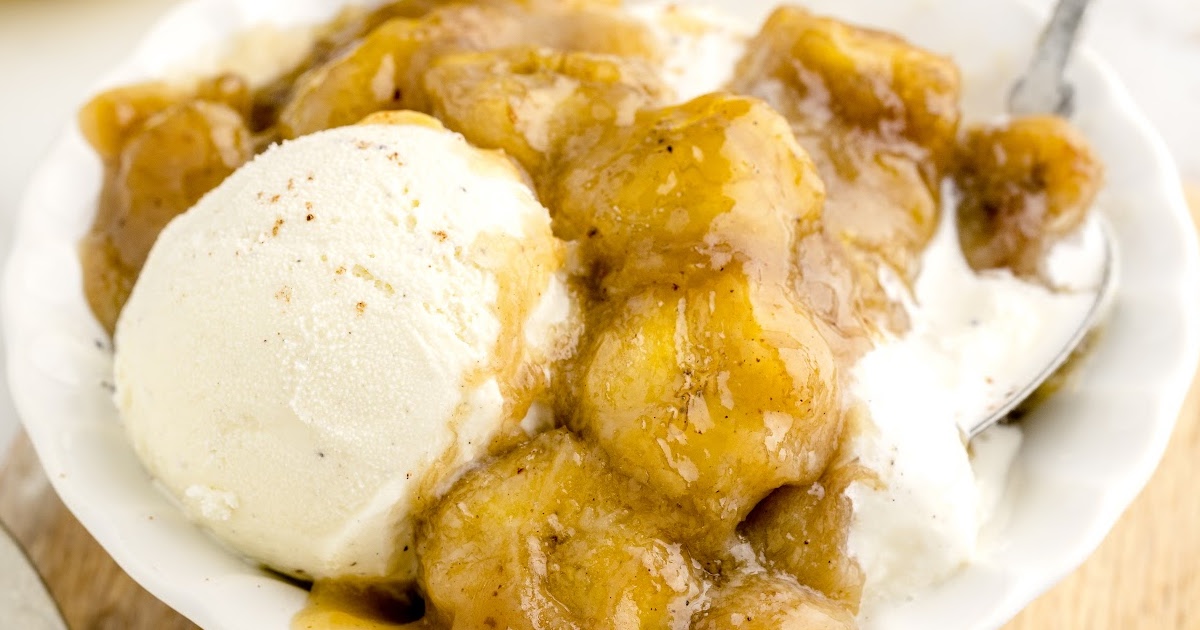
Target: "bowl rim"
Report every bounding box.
[969,40,1200,629]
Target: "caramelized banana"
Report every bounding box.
[277,7,516,138]
[292,579,435,629]
[79,83,179,162]
[790,230,905,365]
[420,430,708,630]
[567,268,839,535]
[730,6,959,152]
[691,572,856,630]
[546,520,707,629]
[426,46,667,177]
[248,0,444,130]
[730,6,961,282]
[279,2,659,139]
[80,100,253,334]
[742,453,876,612]
[255,0,579,128]
[954,115,1103,278]
[549,93,824,288]
[79,74,250,161]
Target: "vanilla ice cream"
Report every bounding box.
[113,114,576,581]
[846,196,1104,620]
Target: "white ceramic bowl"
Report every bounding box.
[5,0,1199,628]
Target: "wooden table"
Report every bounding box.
[2,190,1198,629]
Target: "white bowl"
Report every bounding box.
[5,0,1198,628]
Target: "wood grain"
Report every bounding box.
[0,433,197,630]
[1,189,1197,629]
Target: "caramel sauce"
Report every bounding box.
[275,2,659,140]
[292,580,428,629]
[741,406,881,613]
[425,45,670,179]
[78,76,255,334]
[76,1,1102,627]
[727,6,962,339]
[692,571,857,629]
[954,115,1103,280]
[397,214,571,580]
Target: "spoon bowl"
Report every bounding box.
[964,0,1111,440]
[965,217,1119,438]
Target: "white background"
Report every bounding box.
[0,0,1197,455]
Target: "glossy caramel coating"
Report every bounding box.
[548,93,825,291]
[732,7,960,152]
[79,83,253,334]
[278,7,510,139]
[278,2,659,139]
[729,6,962,330]
[426,46,667,177]
[567,268,839,534]
[251,0,634,130]
[78,84,179,162]
[78,74,251,160]
[742,447,876,612]
[248,0,443,132]
[419,429,707,630]
[692,572,855,630]
[954,115,1103,278]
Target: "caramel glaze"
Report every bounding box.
[79,75,255,334]
[953,115,1103,281]
[76,1,1103,628]
[333,112,574,588]
[79,0,659,335]
[293,580,429,630]
[727,6,963,353]
[741,407,881,615]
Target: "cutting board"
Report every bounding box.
[2,189,1197,629]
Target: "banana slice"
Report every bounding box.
[567,268,839,533]
[549,92,824,290]
[420,429,708,629]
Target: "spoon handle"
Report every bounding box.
[1009,0,1094,116]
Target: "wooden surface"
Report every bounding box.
[0,432,197,630]
[1,190,1198,629]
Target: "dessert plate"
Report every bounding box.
[4,0,1198,628]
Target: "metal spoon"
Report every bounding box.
[965,0,1118,439]
[1009,0,1094,116]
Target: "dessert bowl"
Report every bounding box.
[4,0,1199,628]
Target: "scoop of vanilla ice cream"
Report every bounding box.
[845,200,1052,622]
[847,346,984,618]
[113,114,576,582]
[848,353,1022,623]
